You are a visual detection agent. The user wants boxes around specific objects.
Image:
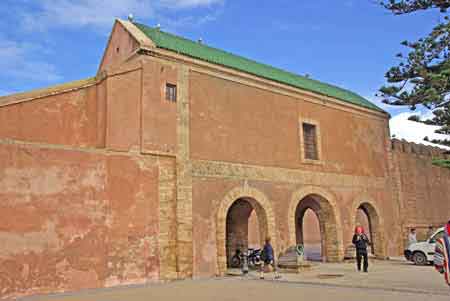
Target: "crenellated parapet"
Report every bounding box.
[390,138,449,159]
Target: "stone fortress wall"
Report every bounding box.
[389,139,450,244]
[0,19,449,299]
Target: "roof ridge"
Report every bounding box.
[0,77,97,107]
[134,23,232,55]
[135,22,327,83]
[133,22,385,113]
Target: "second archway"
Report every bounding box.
[294,194,341,262]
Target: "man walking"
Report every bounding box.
[259,237,281,280]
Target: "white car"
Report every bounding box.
[404,227,445,265]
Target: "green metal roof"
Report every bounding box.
[134,22,384,113]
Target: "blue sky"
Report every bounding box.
[0,1,445,122]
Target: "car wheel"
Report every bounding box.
[412,252,427,266]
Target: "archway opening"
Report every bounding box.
[301,208,322,261]
[225,198,266,268]
[295,194,338,262]
[355,203,380,256]
[248,210,261,250]
[356,206,373,254]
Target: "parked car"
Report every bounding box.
[404,227,444,265]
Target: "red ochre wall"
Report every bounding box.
[0,143,160,298]
[390,139,450,245]
[0,60,174,299]
[0,44,449,299]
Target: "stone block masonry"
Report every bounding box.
[0,19,449,299]
[390,139,450,249]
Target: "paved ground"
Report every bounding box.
[18,259,449,301]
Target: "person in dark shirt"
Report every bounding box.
[259,237,280,279]
[352,226,371,272]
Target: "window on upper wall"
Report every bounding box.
[302,122,319,160]
[165,83,177,102]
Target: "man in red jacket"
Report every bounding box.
[352,226,371,273]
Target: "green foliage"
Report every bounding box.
[381,0,450,14]
[378,20,450,110]
[429,138,450,146]
[408,115,421,122]
[432,158,450,169]
[379,1,450,146]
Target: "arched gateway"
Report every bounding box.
[216,186,276,275]
[288,186,344,262]
[352,200,385,257]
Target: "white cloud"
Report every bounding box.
[364,94,400,113]
[157,8,223,33]
[3,0,223,84]
[20,0,154,31]
[20,0,223,32]
[389,112,450,150]
[0,39,61,82]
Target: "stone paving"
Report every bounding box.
[18,259,449,301]
[230,258,449,295]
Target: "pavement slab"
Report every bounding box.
[16,260,450,301]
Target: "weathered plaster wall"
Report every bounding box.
[390,139,450,246]
[189,71,388,177]
[141,60,178,155]
[302,209,321,245]
[188,67,397,277]
[0,60,180,299]
[1,41,449,299]
[190,170,392,277]
[0,85,99,148]
[247,210,261,248]
[106,68,142,152]
[0,142,161,299]
[98,21,139,73]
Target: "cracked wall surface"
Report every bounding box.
[0,22,449,299]
[188,69,396,277]
[0,56,178,299]
[390,140,450,247]
[0,142,161,299]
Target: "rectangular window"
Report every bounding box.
[165,83,177,102]
[302,123,318,160]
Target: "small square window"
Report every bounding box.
[302,123,318,160]
[165,83,177,102]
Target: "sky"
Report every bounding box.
[0,0,448,147]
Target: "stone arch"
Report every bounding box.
[351,198,385,258]
[216,185,276,275]
[288,186,344,262]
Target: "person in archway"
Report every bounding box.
[408,228,417,246]
[434,220,450,287]
[259,237,280,280]
[352,226,371,272]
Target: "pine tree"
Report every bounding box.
[379,1,450,147]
